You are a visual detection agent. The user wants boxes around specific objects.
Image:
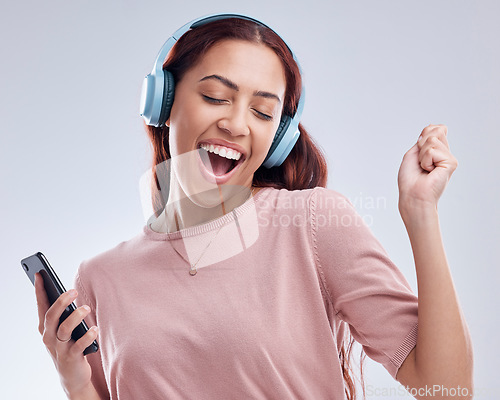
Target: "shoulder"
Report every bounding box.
[77,231,147,278]
[257,186,354,213]
[308,186,360,219]
[305,187,374,239]
[257,186,343,208]
[254,186,358,232]
[74,230,150,303]
[308,186,354,208]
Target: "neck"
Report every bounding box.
[151,170,258,234]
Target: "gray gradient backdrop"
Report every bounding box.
[2,0,498,398]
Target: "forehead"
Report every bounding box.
[186,39,286,96]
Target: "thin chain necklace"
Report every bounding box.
[168,186,257,276]
[174,221,223,276]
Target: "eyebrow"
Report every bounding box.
[199,74,281,103]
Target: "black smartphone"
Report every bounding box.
[21,252,99,355]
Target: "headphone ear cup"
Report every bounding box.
[158,70,175,126]
[263,116,292,166]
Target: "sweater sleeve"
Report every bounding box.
[308,187,419,379]
[73,263,111,400]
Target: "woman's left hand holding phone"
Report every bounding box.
[34,272,102,400]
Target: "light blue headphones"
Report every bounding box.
[139,13,305,168]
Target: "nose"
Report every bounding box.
[217,106,250,137]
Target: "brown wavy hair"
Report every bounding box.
[143,17,366,399]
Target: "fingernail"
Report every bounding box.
[68,289,77,297]
[418,135,422,142]
[83,305,91,312]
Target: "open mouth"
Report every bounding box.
[197,144,246,176]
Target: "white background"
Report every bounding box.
[2,0,498,398]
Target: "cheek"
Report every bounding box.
[169,102,211,155]
[252,126,278,162]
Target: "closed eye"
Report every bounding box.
[203,95,273,121]
[253,110,273,121]
[202,95,226,104]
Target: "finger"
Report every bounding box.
[56,305,91,343]
[34,273,51,335]
[421,124,447,136]
[419,125,449,149]
[44,289,78,342]
[419,144,453,172]
[418,136,447,166]
[418,134,450,161]
[419,136,450,159]
[419,147,437,172]
[68,326,99,358]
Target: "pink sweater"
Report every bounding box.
[74,186,418,399]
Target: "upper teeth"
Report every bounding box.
[199,143,242,161]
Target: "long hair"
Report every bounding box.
[143,17,366,399]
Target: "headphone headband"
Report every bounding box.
[140,13,305,168]
[153,14,296,71]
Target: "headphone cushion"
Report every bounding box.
[158,70,175,126]
[267,116,291,157]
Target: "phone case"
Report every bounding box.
[21,252,99,355]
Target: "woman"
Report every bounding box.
[34,14,474,400]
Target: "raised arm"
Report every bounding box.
[395,124,474,398]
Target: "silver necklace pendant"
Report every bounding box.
[171,186,256,277]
